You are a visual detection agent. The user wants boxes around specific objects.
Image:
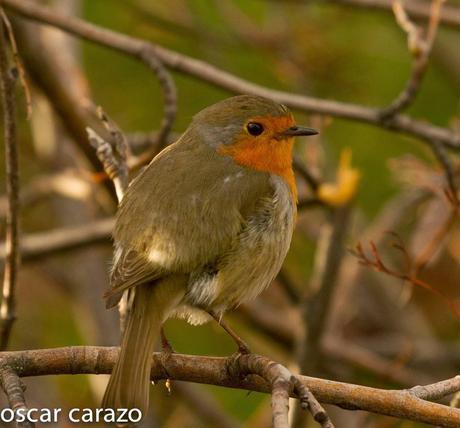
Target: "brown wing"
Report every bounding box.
[104,247,164,308]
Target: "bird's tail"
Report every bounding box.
[102,278,185,418]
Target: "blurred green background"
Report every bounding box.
[1,0,460,426]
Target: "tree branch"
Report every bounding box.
[0,363,34,428]
[329,0,460,31]
[0,346,459,427]
[1,0,459,151]
[379,0,444,119]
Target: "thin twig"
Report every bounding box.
[87,123,128,202]
[1,0,459,151]
[409,375,460,401]
[380,0,445,118]
[350,239,460,318]
[0,8,32,118]
[0,363,34,428]
[0,8,20,351]
[88,107,130,201]
[328,0,460,30]
[293,155,320,192]
[133,47,177,164]
[291,376,335,428]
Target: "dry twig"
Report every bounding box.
[87,108,130,202]
[379,0,445,119]
[350,238,460,318]
[293,155,321,192]
[409,375,460,401]
[0,7,31,118]
[133,48,177,165]
[0,363,34,428]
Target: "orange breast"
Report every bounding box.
[218,135,297,202]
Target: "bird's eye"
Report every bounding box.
[246,122,264,136]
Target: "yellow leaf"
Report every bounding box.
[317,148,361,206]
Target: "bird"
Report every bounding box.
[102,94,318,417]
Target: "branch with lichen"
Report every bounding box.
[86,107,129,202]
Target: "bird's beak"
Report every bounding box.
[280,125,318,137]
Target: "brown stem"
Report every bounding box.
[0,364,34,428]
[379,0,445,119]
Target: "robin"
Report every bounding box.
[102,95,318,416]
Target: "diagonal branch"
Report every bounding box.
[0,8,31,118]
[1,0,459,151]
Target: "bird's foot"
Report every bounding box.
[159,328,174,393]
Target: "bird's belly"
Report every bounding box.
[215,211,294,310]
[184,175,295,315]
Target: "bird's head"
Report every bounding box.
[190,95,317,198]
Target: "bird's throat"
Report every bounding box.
[218,138,297,201]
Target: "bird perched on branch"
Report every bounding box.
[102,95,317,417]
